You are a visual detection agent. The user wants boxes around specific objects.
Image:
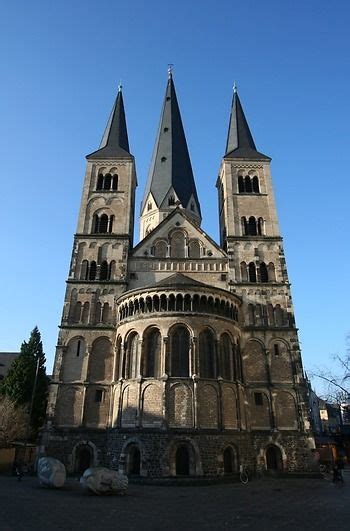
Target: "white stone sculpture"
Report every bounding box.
[38,457,66,488]
[80,467,128,495]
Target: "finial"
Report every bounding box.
[118,82,122,93]
[233,81,237,94]
[168,64,174,78]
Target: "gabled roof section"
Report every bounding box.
[140,72,201,216]
[87,87,133,160]
[224,87,270,161]
[132,207,226,258]
[154,272,209,288]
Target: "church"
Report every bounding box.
[44,70,315,477]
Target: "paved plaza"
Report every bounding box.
[1,471,350,530]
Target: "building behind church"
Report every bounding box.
[44,71,315,477]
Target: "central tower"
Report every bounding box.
[140,69,201,239]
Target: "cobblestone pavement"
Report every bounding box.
[1,470,350,531]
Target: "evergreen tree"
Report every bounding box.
[1,327,49,433]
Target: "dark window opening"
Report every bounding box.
[238,175,244,193]
[260,262,268,283]
[245,175,252,193]
[190,202,195,211]
[97,174,104,190]
[274,344,280,356]
[147,202,152,211]
[168,196,175,206]
[248,262,257,282]
[164,127,169,132]
[254,392,263,406]
[161,156,167,162]
[95,389,104,403]
[89,261,97,281]
[104,173,112,190]
[252,176,260,193]
[76,340,81,357]
[112,174,118,190]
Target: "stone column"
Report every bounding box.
[161,336,168,376]
[193,375,199,429]
[81,346,91,382]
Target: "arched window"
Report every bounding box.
[257,217,264,235]
[267,304,275,326]
[92,214,99,233]
[108,215,114,233]
[112,174,118,190]
[170,231,186,258]
[126,333,139,379]
[103,173,112,190]
[109,260,116,280]
[99,214,108,233]
[170,326,190,377]
[260,262,268,283]
[96,174,104,190]
[80,260,89,280]
[199,329,216,378]
[268,262,276,281]
[238,175,244,193]
[188,240,200,258]
[240,261,248,282]
[82,302,89,324]
[102,303,110,323]
[220,333,233,380]
[248,262,257,282]
[168,196,175,206]
[154,240,167,258]
[248,304,255,325]
[245,176,252,193]
[142,328,161,377]
[252,176,260,193]
[89,261,97,280]
[100,260,108,281]
[73,301,81,323]
[248,216,257,236]
[190,202,195,212]
[275,305,284,327]
[241,217,248,236]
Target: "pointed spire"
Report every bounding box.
[224,86,270,160]
[86,86,132,159]
[141,71,201,218]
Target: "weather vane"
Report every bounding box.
[168,64,174,78]
[118,81,122,92]
[233,81,237,93]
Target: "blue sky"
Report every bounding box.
[1,0,349,393]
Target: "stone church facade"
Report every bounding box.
[44,72,315,477]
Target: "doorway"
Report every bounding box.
[126,445,141,475]
[266,445,283,471]
[175,445,190,476]
[76,445,92,475]
[223,446,236,474]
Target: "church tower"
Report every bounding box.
[217,86,310,438]
[47,87,137,434]
[140,69,201,239]
[45,76,315,477]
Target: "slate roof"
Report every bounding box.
[86,88,133,160]
[154,272,209,288]
[141,73,201,215]
[224,89,270,160]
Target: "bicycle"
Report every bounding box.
[239,464,249,484]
